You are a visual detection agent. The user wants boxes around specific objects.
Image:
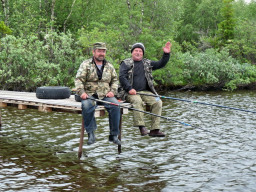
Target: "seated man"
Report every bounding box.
[75,42,121,145]
[119,42,171,137]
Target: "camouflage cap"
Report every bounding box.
[93,42,107,50]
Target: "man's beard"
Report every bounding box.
[95,56,105,61]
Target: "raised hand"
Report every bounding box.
[163,41,172,53]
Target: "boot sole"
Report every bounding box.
[149,134,165,137]
[87,141,95,145]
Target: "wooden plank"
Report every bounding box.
[2,99,81,110]
[0,90,131,115]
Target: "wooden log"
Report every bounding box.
[38,105,52,112]
[18,104,27,110]
[0,101,7,108]
[118,114,122,154]
[0,111,2,129]
[78,117,85,159]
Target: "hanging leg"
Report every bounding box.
[78,117,85,159]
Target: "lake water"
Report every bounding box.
[1,90,256,191]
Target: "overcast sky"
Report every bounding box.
[245,0,253,3]
[236,0,254,3]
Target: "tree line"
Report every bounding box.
[0,0,256,92]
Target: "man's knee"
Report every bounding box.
[105,97,119,104]
[128,96,143,105]
[81,99,94,110]
[155,99,162,107]
[150,100,162,111]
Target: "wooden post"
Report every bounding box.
[78,117,85,159]
[0,102,7,108]
[118,113,122,154]
[38,106,52,112]
[0,110,2,130]
[18,104,27,110]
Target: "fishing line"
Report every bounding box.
[89,97,226,139]
[137,92,256,114]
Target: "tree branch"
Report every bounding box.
[63,0,77,33]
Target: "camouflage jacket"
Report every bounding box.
[75,58,118,99]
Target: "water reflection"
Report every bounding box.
[1,90,256,191]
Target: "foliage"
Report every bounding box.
[179,49,256,91]
[0,21,12,37]
[225,19,256,64]
[0,32,83,91]
[175,0,223,50]
[228,0,256,64]
[217,0,235,43]
[0,0,256,91]
[153,42,186,87]
[153,48,256,91]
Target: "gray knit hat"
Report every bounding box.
[131,43,145,55]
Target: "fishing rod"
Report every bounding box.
[137,92,256,114]
[89,97,226,138]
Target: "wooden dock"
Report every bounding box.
[0,90,130,158]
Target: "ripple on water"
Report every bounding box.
[1,91,256,191]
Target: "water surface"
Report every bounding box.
[1,90,256,191]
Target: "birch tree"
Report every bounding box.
[63,0,76,33]
[50,0,56,31]
[1,0,10,25]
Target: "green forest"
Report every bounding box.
[0,0,256,92]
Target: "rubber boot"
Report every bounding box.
[87,132,95,145]
[109,135,121,145]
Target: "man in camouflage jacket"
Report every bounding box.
[75,42,121,145]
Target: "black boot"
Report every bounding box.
[109,135,121,145]
[148,129,165,137]
[87,132,95,145]
[139,126,148,136]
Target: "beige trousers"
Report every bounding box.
[126,91,162,130]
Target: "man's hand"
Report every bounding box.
[80,93,89,100]
[106,91,114,97]
[163,41,172,53]
[128,89,136,95]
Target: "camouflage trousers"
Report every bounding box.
[126,90,162,130]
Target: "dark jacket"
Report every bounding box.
[118,52,170,99]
